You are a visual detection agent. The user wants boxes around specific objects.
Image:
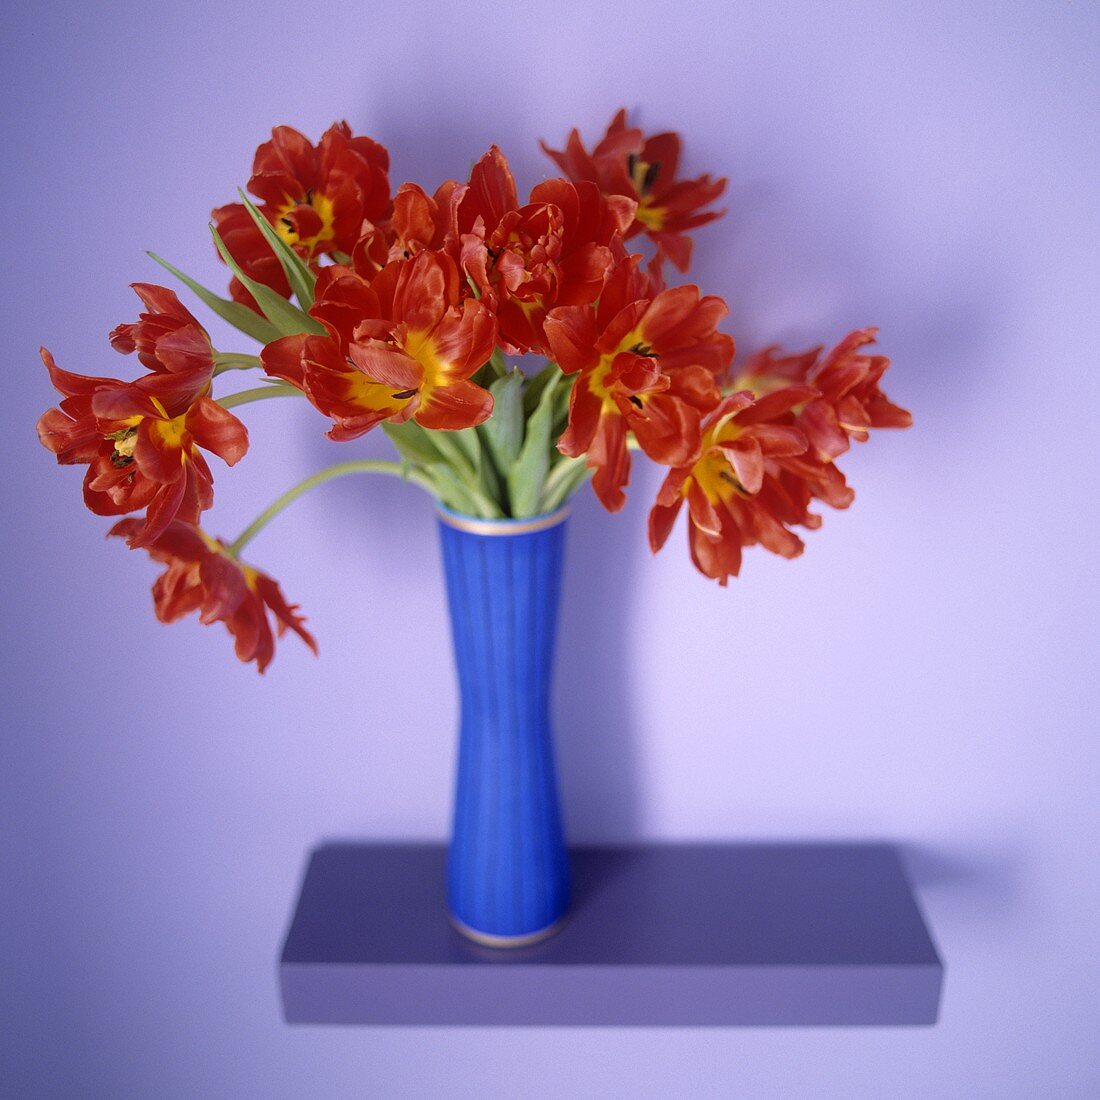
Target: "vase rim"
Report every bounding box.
[436,505,570,537]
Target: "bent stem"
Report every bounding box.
[218,384,304,409]
[214,353,264,376]
[228,459,434,557]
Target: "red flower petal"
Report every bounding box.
[430,299,497,378]
[129,474,188,547]
[465,146,518,231]
[557,377,601,457]
[347,341,423,391]
[253,573,318,655]
[648,493,683,553]
[260,335,309,389]
[629,392,702,468]
[587,413,631,512]
[133,418,186,484]
[544,306,600,375]
[413,379,493,431]
[724,438,764,495]
[185,398,248,466]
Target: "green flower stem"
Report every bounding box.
[213,353,264,376]
[227,459,433,558]
[218,384,304,410]
[427,428,477,478]
[488,348,508,378]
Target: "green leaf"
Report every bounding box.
[508,370,561,517]
[412,465,472,514]
[482,369,524,473]
[384,422,502,517]
[471,350,508,389]
[210,226,325,338]
[485,349,508,379]
[447,424,507,511]
[551,372,574,440]
[539,454,591,512]
[523,360,563,417]
[450,425,482,472]
[426,463,501,518]
[427,427,478,481]
[437,430,504,516]
[146,251,282,345]
[382,421,445,466]
[237,189,318,310]
[470,429,503,506]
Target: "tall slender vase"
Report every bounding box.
[437,506,571,947]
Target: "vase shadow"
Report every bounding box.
[553,489,645,844]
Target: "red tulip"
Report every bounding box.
[213,121,392,310]
[109,283,215,374]
[736,328,914,462]
[649,391,817,584]
[542,109,727,271]
[261,251,496,438]
[110,519,316,674]
[36,351,247,547]
[210,202,294,311]
[544,255,733,511]
[651,331,911,583]
[453,146,635,353]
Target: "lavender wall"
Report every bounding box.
[3,1,1097,1096]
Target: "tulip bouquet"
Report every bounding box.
[37,111,911,673]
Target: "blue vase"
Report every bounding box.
[437,505,571,947]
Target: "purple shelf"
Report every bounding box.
[279,843,943,1026]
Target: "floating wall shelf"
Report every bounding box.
[280,842,943,1027]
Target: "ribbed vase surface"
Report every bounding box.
[437,507,571,946]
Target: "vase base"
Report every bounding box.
[448,912,565,949]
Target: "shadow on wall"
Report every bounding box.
[300,423,649,845]
[554,490,646,844]
[298,106,1011,847]
[900,840,1027,920]
[357,88,548,195]
[301,423,440,583]
[693,160,1007,423]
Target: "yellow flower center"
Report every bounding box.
[104,417,142,468]
[275,190,336,257]
[690,416,744,504]
[146,413,189,457]
[627,154,667,230]
[402,329,450,403]
[346,372,414,412]
[197,529,223,554]
[634,202,667,231]
[587,328,655,412]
